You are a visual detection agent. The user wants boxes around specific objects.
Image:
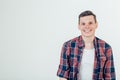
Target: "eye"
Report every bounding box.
[81,23,85,25]
[89,22,93,25]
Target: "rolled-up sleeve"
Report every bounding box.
[57,42,70,79]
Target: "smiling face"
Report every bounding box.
[78,15,98,38]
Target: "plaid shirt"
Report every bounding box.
[57,36,116,80]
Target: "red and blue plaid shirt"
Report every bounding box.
[57,36,116,80]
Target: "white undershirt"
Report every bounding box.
[80,48,95,80]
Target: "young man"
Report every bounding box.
[57,10,116,80]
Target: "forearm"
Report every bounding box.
[59,77,67,80]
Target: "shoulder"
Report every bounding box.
[95,37,112,49]
[63,36,80,48]
[95,37,114,59]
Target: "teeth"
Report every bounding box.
[84,30,91,33]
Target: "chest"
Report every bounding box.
[69,47,106,70]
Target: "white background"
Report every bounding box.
[0,0,120,80]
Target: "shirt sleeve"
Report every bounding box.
[103,47,116,80]
[57,42,70,79]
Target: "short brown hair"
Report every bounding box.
[78,10,97,24]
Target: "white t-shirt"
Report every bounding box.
[80,48,95,80]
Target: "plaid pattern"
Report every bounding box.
[57,36,116,80]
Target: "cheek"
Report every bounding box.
[79,27,83,31]
[78,25,81,30]
[78,25,83,30]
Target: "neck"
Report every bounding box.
[82,36,95,49]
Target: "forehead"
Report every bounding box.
[80,15,95,23]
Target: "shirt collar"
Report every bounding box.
[78,35,98,50]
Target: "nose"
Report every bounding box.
[85,24,90,28]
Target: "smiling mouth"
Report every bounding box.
[83,29,92,33]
